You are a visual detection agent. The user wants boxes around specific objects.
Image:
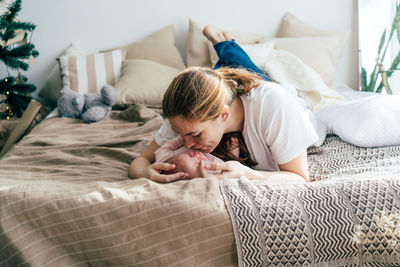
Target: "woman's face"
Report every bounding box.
[168,115,226,153]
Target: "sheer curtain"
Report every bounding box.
[358,0,400,94]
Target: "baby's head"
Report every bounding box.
[163,151,201,179]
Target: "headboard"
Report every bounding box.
[18,0,358,90]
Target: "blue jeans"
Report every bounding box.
[213,40,271,81]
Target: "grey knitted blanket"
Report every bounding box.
[220,135,400,266]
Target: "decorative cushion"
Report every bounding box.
[278,12,350,45]
[38,43,84,103]
[186,19,264,67]
[315,95,400,147]
[114,59,180,106]
[276,12,350,86]
[272,34,347,87]
[58,49,126,94]
[104,25,186,70]
[263,48,344,111]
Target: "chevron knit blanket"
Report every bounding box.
[220,135,400,266]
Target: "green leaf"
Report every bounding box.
[378,29,387,56]
[360,67,368,91]
[367,67,377,91]
[396,3,400,42]
[376,83,383,93]
[387,50,400,78]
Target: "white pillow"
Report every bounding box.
[315,95,400,147]
[263,48,344,111]
[208,41,275,69]
[58,49,126,94]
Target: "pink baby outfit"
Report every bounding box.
[155,136,223,165]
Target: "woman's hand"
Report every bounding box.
[145,162,189,183]
[198,160,249,180]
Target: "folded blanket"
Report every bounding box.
[221,176,400,266]
[221,134,400,266]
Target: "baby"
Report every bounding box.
[155,132,256,179]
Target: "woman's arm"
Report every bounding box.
[201,150,309,183]
[278,151,310,182]
[128,139,188,182]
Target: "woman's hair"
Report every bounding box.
[162,66,262,121]
[212,132,258,167]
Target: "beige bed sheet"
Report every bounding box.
[0,105,237,266]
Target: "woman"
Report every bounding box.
[128,25,318,183]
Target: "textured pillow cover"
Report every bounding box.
[58,49,126,94]
[104,25,186,70]
[38,43,84,104]
[114,59,180,106]
[186,19,264,67]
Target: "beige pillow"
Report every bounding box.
[278,12,350,41]
[277,12,350,86]
[38,43,84,104]
[105,25,186,70]
[272,35,345,87]
[186,19,265,67]
[114,59,180,106]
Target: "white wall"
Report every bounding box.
[16,0,358,90]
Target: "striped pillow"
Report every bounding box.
[58,49,126,94]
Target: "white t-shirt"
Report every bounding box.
[154,81,318,171]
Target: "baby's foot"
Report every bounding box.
[203,25,231,45]
[227,136,240,158]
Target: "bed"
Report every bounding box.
[1,101,400,266]
[1,11,400,267]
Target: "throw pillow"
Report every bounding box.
[276,12,350,86]
[103,25,186,70]
[263,48,344,111]
[272,35,346,87]
[38,43,84,104]
[315,95,400,147]
[113,59,180,106]
[278,11,350,48]
[186,19,264,67]
[58,49,126,94]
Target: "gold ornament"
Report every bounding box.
[28,54,36,64]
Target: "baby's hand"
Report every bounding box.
[189,150,206,161]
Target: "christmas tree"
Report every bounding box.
[0,0,38,119]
